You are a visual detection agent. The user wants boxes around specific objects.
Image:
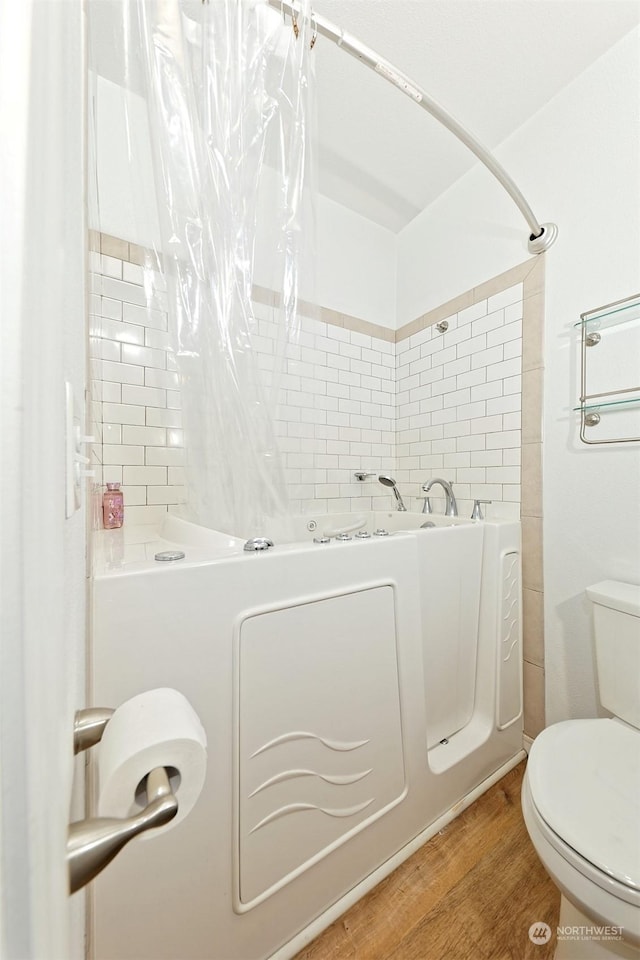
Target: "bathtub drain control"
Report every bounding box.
[243,537,274,552]
[373,528,390,537]
[154,550,186,562]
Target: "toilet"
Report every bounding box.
[522,580,640,960]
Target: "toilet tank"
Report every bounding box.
[586,580,640,729]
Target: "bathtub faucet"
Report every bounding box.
[421,478,458,517]
[378,475,407,512]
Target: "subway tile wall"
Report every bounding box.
[395,284,523,519]
[89,239,523,526]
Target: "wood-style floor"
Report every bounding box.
[294,761,560,960]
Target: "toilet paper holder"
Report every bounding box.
[68,708,178,894]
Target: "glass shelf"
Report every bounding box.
[574,395,640,413]
[575,294,640,330]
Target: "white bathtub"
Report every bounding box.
[91,512,523,960]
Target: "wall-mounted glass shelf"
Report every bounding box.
[575,293,640,331]
[577,292,640,445]
[574,395,640,413]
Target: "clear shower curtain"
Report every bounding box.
[120,0,315,538]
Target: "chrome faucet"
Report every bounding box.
[378,475,407,512]
[421,478,458,517]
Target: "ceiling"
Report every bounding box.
[310,1,640,230]
[90,1,640,233]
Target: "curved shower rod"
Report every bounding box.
[268,0,558,254]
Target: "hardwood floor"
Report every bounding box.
[294,761,560,960]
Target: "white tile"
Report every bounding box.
[167,429,184,448]
[102,444,145,465]
[122,302,168,331]
[102,423,122,445]
[503,411,522,431]
[168,467,185,485]
[120,486,146,506]
[487,283,523,312]
[471,345,504,370]
[471,381,503,402]
[486,319,522,348]
[125,505,170,525]
[146,407,182,428]
[121,343,166,369]
[471,450,503,467]
[145,328,171,351]
[470,415,503,435]
[457,333,487,359]
[486,430,521,450]
[122,425,167,446]
[123,466,168,485]
[431,345,457,368]
[145,368,180,390]
[503,375,522,396]
[456,467,486,483]
[443,420,471,439]
[97,360,144,386]
[457,300,487,325]
[90,339,121,362]
[102,402,146,425]
[485,357,522,383]
[101,255,122,279]
[122,262,145,285]
[122,384,166,408]
[503,339,522,361]
[102,277,148,307]
[100,382,122,403]
[99,317,145,345]
[456,368,486,390]
[471,309,504,337]
[145,447,184,466]
[487,394,521,415]
[146,486,186,505]
[486,466,520,484]
[456,401,486,421]
[456,435,486,452]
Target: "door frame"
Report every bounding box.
[1,2,88,957]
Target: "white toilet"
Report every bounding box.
[522,580,640,960]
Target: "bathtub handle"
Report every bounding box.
[471,499,492,520]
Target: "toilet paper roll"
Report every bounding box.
[98,688,207,836]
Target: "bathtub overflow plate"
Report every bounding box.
[154,550,186,562]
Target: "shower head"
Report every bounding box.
[378,475,407,512]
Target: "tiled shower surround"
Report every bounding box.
[90,232,545,739]
[90,235,527,523]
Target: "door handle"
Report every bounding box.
[68,709,178,893]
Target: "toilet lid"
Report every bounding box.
[527,719,640,891]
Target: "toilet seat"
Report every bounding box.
[527,719,640,901]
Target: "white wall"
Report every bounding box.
[94,76,397,329]
[397,28,640,723]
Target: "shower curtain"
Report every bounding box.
[93,0,315,538]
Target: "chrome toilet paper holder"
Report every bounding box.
[68,708,178,894]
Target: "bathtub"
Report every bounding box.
[91,512,524,960]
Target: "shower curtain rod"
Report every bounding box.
[268,0,558,254]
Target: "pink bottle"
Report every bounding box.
[103,482,124,529]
